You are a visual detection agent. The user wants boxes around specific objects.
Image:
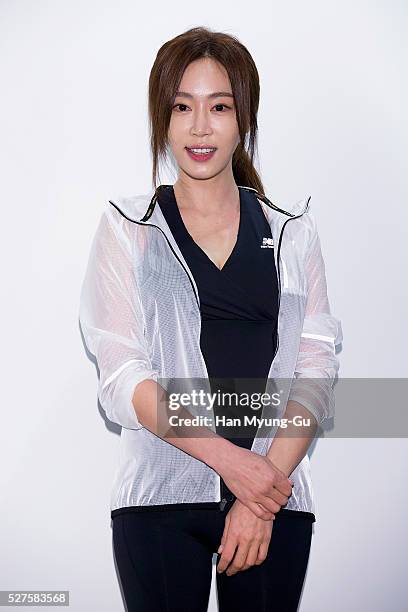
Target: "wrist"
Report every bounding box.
[206,436,242,474]
[266,451,292,478]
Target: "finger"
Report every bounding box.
[247,501,275,521]
[267,487,290,507]
[258,495,282,515]
[217,536,238,573]
[255,540,270,565]
[218,512,231,554]
[242,542,260,570]
[226,540,250,576]
[257,504,275,521]
[275,477,294,497]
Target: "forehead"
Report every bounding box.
[177,58,232,94]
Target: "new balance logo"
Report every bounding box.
[261,237,274,248]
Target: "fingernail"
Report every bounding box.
[217,544,223,553]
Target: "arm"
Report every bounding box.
[79,205,159,431]
[79,204,232,465]
[267,209,343,474]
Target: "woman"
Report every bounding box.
[79,26,342,612]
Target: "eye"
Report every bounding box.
[173,103,189,112]
[213,103,230,112]
[172,103,232,112]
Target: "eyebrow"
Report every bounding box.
[174,91,234,99]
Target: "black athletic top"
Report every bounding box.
[110,185,316,522]
[157,184,279,448]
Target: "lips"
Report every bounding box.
[185,145,217,151]
[185,147,217,162]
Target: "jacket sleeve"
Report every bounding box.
[287,209,343,425]
[79,203,159,429]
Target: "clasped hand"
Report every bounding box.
[216,448,294,575]
[216,498,274,576]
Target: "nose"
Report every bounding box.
[190,106,213,137]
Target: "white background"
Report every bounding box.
[1,0,407,610]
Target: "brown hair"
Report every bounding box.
[148,26,265,195]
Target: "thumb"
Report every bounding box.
[217,513,230,553]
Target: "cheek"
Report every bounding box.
[168,117,188,145]
[167,118,176,140]
[221,129,240,151]
[214,117,239,143]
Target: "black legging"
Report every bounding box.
[112,499,314,612]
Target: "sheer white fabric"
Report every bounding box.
[287,210,343,424]
[79,186,343,512]
[79,207,159,430]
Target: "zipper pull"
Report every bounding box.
[219,498,227,511]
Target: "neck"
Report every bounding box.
[173,175,239,214]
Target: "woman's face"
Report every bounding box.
[167,57,240,181]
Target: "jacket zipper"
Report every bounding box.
[219,497,228,511]
[271,197,312,375]
[108,200,200,308]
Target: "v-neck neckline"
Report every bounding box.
[167,185,243,273]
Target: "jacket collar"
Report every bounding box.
[108,185,311,236]
[137,184,310,223]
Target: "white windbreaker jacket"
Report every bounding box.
[79,184,343,514]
